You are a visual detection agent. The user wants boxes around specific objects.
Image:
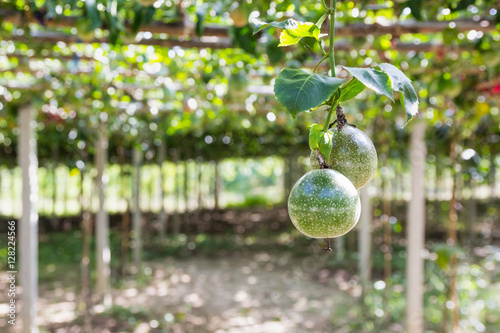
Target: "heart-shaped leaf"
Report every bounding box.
[378,63,419,125]
[343,66,393,101]
[274,68,344,117]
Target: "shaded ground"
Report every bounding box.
[1,251,357,333]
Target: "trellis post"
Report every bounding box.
[406,121,427,333]
[19,104,39,333]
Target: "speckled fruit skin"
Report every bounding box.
[288,169,361,238]
[328,126,377,189]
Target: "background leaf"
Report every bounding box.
[278,21,319,47]
[251,18,299,35]
[343,66,393,101]
[451,0,476,12]
[378,63,419,124]
[195,5,207,37]
[274,68,344,117]
[405,0,423,21]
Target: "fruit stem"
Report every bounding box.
[335,105,347,129]
[316,149,331,169]
[323,99,339,131]
[325,238,333,251]
[336,104,344,119]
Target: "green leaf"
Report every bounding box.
[451,0,475,12]
[274,68,344,117]
[251,18,300,35]
[45,0,56,19]
[230,26,257,55]
[279,21,319,47]
[251,18,319,46]
[405,0,423,21]
[131,8,144,33]
[195,6,206,37]
[309,124,333,161]
[343,66,393,101]
[339,78,365,102]
[144,7,156,23]
[378,63,419,124]
[434,244,461,271]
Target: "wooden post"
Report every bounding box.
[95,121,110,299]
[172,152,180,234]
[490,146,497,201]
[358,185,373,299]
[117,144,130,276]
[132,146,143,270]
[214,161,220,209]
[158,140,167,242]
[448,140,460,333]
[184,160,189,224]
[50,144,59,230]
[19,104,39,333]
[197,159,203,211]
[465,178,476,247]
[406,121,427,333]
[382,158,392,320]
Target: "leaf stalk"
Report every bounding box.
[314,55,330,73]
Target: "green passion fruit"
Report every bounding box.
[288,169,361,238]
[328,126,377,189]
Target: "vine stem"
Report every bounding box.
[323,0,338,132]
[329,0,337,78]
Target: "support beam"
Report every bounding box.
[18,104,39,333]
[2,9,494,37]
[406,121,427,333]
[94,120,110,300]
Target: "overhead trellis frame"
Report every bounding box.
[1,9,496,38]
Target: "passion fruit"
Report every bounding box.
[328,126,377,189]
[288,169,361,238]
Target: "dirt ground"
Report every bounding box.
[1,251,358,333]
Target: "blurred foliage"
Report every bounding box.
[0,0,499,170]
